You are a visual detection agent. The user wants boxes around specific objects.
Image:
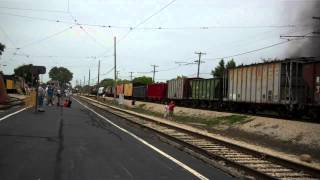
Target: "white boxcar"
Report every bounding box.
[226,60,304,104]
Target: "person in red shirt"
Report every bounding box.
[168,101,175,120]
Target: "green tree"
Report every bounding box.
[211,59,237,78]
[117,79,130,84]
[0,42,5,55]
[14,64,33,84]
[100,78,114,87]
[132,76,152,85]
[211,59,225,78]
[49,66,73,85]
[226,59,236,69]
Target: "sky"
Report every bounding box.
[0,0,318,85]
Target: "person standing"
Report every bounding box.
[163,102,169,119]
[38,84,45,112]
[46,85,54,106]
[168,101,175,120]
[56,89,61,106]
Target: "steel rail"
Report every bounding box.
[78,96,320,180]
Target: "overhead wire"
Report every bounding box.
[0,25,17,48]
[204,38,305,61]
[18,25,74,49]
[95,0,178,63]
[0,12,71,24]
[0,12,311,30]
[67,12,109,51]
[0,6,68,13]
[12,53,97,59]
[117,0,176,43]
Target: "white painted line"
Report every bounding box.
[74,98,209,180]
[0,107,29,122]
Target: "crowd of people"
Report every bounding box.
[37,83,72,112]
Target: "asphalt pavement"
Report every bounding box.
[0,97,235,180]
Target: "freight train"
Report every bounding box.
[92,58,320,119]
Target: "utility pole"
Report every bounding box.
[97,60,100,86]
[116,71,120,80]
[80,79,82,94]
[151,65,158,82]
[129,72,133,81]
[194,51,206,78]
[83,76,86,94]
[88,69,90,86]
[114,36,117,99]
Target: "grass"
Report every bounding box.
[94,97,250,128]
[172,114,249,127]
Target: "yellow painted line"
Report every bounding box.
[74,97,209,180]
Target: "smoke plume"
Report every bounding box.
[287,1,320,57]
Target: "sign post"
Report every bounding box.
[31,66,46,112]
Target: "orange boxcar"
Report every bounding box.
[124,83,133,97]
[116,84,124,96]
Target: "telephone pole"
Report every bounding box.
[114,36,117,99]
[97,60,100,86]
[129,72,134,81]
[151,65,158,82]
[194,51,206,78]
[88,69,90,86]
[116,71,120,79]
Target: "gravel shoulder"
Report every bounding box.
[99,96,320,165]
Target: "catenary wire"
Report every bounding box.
[0,6,68,13]
[0,12,311,30]
[18,25,74,49]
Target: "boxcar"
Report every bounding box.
[303,61,320,105]
[303,61,320,118]
[124,83,133,97]
[3,75,22,93]
[167,78,194,100]
[190,78,222,102]
[116,84,124,96]
[105,86,114,97]
[133,85,147,99]
[147,83,167,101]
[224,59,306,113]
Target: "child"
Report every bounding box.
[168,101,175,120]
[164,102,169,119]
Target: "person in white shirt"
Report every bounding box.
[38,84,45,112]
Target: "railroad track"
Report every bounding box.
[84,94,318,123]
[78,96,320,180]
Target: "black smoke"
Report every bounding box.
[287,1,320,57]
